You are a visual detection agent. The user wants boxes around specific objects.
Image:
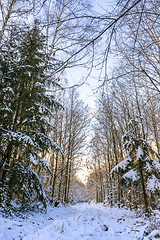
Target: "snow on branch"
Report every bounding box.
[110,152,132,175]
[123,169,139,182]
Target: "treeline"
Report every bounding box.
[45,89,90,204]
[0,0,92,212]
[0,25,89,211]
[0,0,160,214]
[86,0,160,213]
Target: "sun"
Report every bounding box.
[76,167,90,184]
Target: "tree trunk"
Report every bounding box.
[51,154,58,202]
[140,168,149,213]
[58,155,64,201]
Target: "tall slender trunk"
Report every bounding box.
[140,168,149,213]
[58,155,64,201]
[133,78,145,139]
[66,158,72,202]
[1,142,13,183]
[64,155,69,203]
[108,151,113,206]
[51,154,58,202]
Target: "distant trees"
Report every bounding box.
[0,0,92,212]
[0,21,90,209]
[87,77,160,212]
[85,0,160,213]
[44,88,90,204]
[0,0,159,214]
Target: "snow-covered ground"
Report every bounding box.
[0,203,160,240]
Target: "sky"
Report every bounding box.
[65,67,100,109]
[64,0,119,183]
[65,0,116,109]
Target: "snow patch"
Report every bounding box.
[147,175,160,192]
[136,146,143,160]
[123,169,139,182]
[0,204,159,240]
[30,153,38,166]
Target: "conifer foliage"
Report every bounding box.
[0,21,61,211]
[111,118,160,213]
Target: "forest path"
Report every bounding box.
[0,203,150,240]
[22,203,146,240]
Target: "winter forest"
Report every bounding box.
[0,0,160,239]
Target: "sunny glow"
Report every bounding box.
[76,167,90,184]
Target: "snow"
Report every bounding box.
[145,162,152,172]
[144,230,160,240]
[146,175,160,192]
[153,160,160,171]
[0,203,159,240]
[35,82,43,87]
[136,146,143,160]
[40,117,55,129]
[1,130,36,148]
[30,153,38,166]
[1,106,12,112]
[39,157,51,173]
[123,170,139,182]
[2,87,14,95]
[35,104,55,118]
[110,152,132,174]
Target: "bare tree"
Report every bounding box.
[44,88,90,204]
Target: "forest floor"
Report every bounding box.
[0,203,160,240]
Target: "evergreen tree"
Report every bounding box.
[0,21,62,212]
[111,117,160,213]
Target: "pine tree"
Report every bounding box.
[0,21,62,212]
[111,117,160,213]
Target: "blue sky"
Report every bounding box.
[65,0,117,109]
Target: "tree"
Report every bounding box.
[111,117,160,213]
[43,88,90,204]
[1,0,144,80]
[0,0,98,78]
[0,21,61,211]
[113,0,160,93]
